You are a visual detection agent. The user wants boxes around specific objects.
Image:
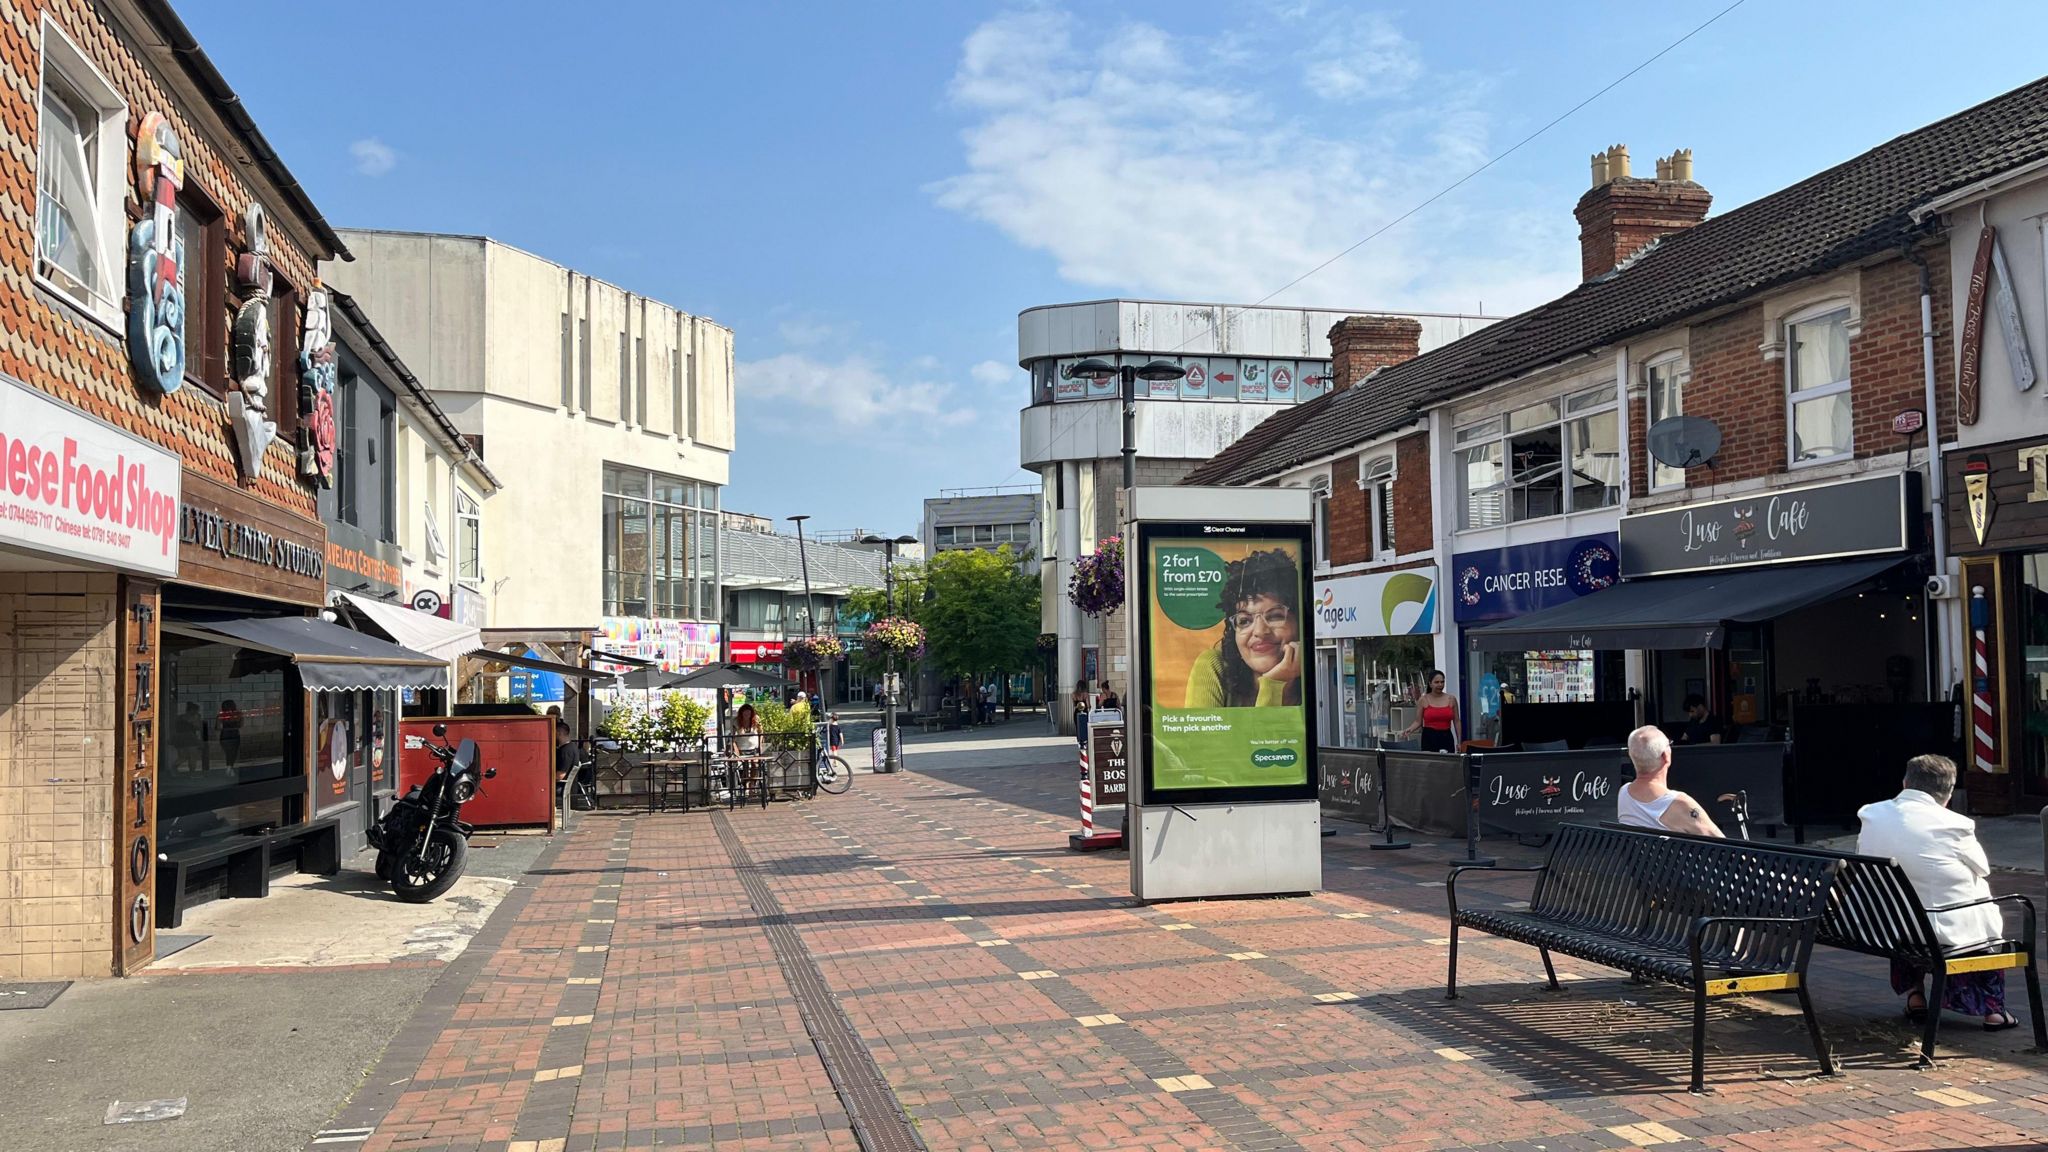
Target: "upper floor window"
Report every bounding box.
[1786,307,1852,465]
[602,464,719,619]
[1645,357,1686,490]
[455,490,481,583]
[1456,383,1618,530]
[1310,476,1332,571]
[35,25,126,321]
[1361,455,1395,558]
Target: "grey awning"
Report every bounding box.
[464,649,619,681]
[1467,557,1905,652]
[165,615,448,691]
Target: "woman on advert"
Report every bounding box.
[1401,670,1460,752]
[1184,549,1302,708]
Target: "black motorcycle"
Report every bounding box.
[368,724,494,903]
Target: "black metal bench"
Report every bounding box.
[1603,823,2045,1061]
[1448,822,1842,1091]
[156,816,342,929]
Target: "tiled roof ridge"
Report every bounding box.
[1183,74,2048,487]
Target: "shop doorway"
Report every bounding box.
[1315,645,1338,745]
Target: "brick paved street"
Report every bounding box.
[314,750,2048,1152]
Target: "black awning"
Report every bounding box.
[1467,556,1905,652]
[464,648,619,681]
[166,615,448,691]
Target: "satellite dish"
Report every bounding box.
[1647,415,1722,471]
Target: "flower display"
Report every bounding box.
[861,617,926,661]
[1068,535,1125,617]
[783,633,844,670]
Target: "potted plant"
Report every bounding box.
[861,617,926,662]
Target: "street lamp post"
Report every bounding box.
[787,514,818,700]
[860,533,919,773]
[1064,358,1187,491]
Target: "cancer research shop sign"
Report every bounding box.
[0,373,180,577]
[1311,568,1438,638]
[1451,534,1619,623]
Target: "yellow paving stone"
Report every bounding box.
[1154,1074,1213,1092]
[976,939,1010,947]
[551,1014,593,1027]
[1076,1014,1124,1027]
[532,1064,583,1083]
[943,915,973,922]
[1433,1047,1473,1062]
[576,945,608,953]
[1335,912,1370,919]
[1160,923,1195,931]
[1607,1122,1686,1146]
[1916,1087,1996,1107]
[1313,992,1359,1003]
[566,978,601,985]
[1018,970,1059,980]
[1227,951,1267,960]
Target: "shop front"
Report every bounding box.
[1310,568,1440,747]
[1945,437,2048,809]
[1450,533,1624,744]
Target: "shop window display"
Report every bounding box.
[1346,635,1433,746]
[159,633,295,848]
[2018,556,2048,797]
[1465,648,1626,744]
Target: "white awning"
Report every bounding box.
[337,592,480,664]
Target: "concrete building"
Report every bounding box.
[1019,298,1497,728]
[922,486,1042,575]
[325,231,736,669]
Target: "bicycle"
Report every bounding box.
[812,722,852,796]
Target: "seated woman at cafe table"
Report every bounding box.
[1617,725,1724,836]
[1857,753,2020,1031]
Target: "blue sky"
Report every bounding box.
[184,1,2048,536]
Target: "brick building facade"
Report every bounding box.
[0,0,358,979]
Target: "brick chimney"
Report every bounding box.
[1574,144,1711,281]
[1326,315,1422,393]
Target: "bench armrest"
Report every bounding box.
[1447,863,1546,917]
[1924,893,2036,946]
[1688,914,1822,970]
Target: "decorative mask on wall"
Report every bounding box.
[228,297,277,477]
[234,202,271,293]
[125,113,186,394]
[297,285,337,487]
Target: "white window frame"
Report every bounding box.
[1360,454,1396,559]
[1644,353,1689,492]
[1310,475,1332,571]
[1454,381,1619,531]
[1783,303,1854,469]
[455,490,481,584]
[34,18,128,325]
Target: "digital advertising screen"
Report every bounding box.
[1136,521,1318,805]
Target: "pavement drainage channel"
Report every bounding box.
[713,811,924,1152]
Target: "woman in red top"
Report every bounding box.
[1401,670,1459,752]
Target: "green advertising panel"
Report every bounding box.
[1139,526,1315,801]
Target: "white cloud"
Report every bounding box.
[736,352,981,434]
[1302,13,1421,102]
[350,138,397,177]
[971,360,1013,388]
[930,8,1576,316]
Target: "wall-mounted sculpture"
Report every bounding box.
[125,113,186,394]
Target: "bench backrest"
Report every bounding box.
[1535,824,1841,971]
[1595,822,1948,961]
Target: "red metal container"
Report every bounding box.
[398,716,557,831]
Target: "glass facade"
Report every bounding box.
[602,464,720,619]
[159,633,298,849]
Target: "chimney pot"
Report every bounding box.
[1574,145,1711,281]
[1590,152,1610,188]
[1606,143,1630,179]
[1672,148,1694,183]
[1326,316,1423,394]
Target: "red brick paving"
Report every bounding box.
[317,759,2048,1151]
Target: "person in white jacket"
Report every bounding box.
[1855,754,2018,1030]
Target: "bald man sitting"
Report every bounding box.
[1618,724,1724,836]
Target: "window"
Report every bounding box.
[1646,357,1686,490]
[578,313,592,413]
[618,331,631,423]
[175,189,226,391]
[670,349,684,436]
[602,464,719,618]
[455,491,481,583]
[379,401,396,543]
[35,24,126,319]
[1361,456,1395,557]
[1311,477,1332,570]
[336,373,359,525]
[270,279,301,439]
[1786,308,1852,464]
[635,336,647,428]
[1456,383,1618,529]
[560,311,574,409]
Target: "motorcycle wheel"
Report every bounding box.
[391,826,468,904]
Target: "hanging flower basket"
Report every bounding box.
[861,617,926,661]
[784,633,844,670]
[1068,535,1124,617]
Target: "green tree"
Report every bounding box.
[919,546,1040,686]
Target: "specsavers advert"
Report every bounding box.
[1145,534,1309,791]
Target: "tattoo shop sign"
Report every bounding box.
[1619,472,1912,578]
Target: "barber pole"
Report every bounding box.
[1077,743,1097,839]
[1971,585,1996,773]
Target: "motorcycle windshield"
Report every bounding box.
[452,739,481,774]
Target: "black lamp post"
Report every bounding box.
[787,514,817,700]
[1064,357,1187,489]
[860,533,920,773]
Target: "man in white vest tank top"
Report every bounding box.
[1618,725,1724,836]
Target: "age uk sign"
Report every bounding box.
[0,373,180,576]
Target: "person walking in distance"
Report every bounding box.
[217,699,244,769]
[1617,725,1724,835]
[1400,670,1459,752]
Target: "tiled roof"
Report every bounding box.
[1185,75,2048,486]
